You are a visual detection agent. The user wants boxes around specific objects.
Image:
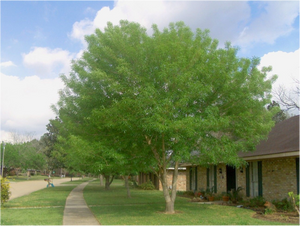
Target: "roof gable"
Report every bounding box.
[239,115,299,158]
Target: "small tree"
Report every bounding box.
[1,177,11,204]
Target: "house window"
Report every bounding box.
[189,167,197,191]
[207,165,217,193]
[246,161,262,197]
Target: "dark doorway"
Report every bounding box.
[226,166,236,192]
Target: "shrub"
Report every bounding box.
[272,198,294,211]
[230,187,243,203]
[1,177,11,204]
[177,191,194,196]
[265,208,274,215]
[129,179,138,188]
[248,196,266,207]
[288,192,300,215]
[138,181,155,190]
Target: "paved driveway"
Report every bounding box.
[9,177,80,200]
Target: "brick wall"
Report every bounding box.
[158,169,186,191]
[197,166,207,191]
[186,165,227,194]
[186,157,298,200]
[217,164,227,194]
[236,166,247,197]
[186,166,206,191]
[262,157,297,200]
[231,157,298,200]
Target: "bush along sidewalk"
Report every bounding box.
[1,177,11,205]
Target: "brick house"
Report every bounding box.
[184,115,299,200]
[138,167,187,191]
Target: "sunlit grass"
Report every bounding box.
[1,208,64,225]
[1,178,296,225]
[61,177,92,184]
[84,179,291,225]
[7,175,61,182]
[4,186,76,208]
[1,185,76,225]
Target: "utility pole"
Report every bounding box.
[1,141,5,177]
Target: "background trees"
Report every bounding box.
[3,139,46,177]
[40,118,65,174]
[267,100,289,124]
[54,21,277,213]
[273,79,299,113]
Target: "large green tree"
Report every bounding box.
[54,21,277,213]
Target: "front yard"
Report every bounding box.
[1,178,298,225]
[83,179,298,225]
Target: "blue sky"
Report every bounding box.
[1,0,299,142]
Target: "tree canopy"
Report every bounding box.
[54,20,277,213]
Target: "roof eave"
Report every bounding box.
[241,151,299,161]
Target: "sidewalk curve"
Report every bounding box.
[63,181,100,225]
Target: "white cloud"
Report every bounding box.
[22,47,74,78]
[258,49,299,114]
[84,7,96,15]
[237,1,299,48]
[1,73,64,140]
[259,49,299,90]
[70,1,251,46]
[0,61,16,68]
[69,1,298,49]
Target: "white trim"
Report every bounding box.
[242,151,299,161]
[167,167,186,170]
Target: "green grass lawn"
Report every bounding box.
[4,186,76,208]
[1,178,96,225]
[7,175,65,182]
[61,177,92,184]
[1,178,296,225]
[84,180,293,225]
[1,185,76,225]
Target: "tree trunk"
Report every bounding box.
[99,174,103,186]
[124,175,131,198]
[104,175,114,190]
[159,161,179,214]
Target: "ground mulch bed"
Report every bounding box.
[218,203,299,224]
[251,208,299,224]
[179,195,299,224]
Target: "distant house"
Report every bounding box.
[138,167,187,191]
[184,115,299,200]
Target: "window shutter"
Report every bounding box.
[214,165,217,193]
[195,166,198,191]
[206,168,209,188]
[258,161,263,196]
[246,164,250,197]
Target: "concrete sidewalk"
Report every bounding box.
[63,181,100,225]
[9,177,81,200]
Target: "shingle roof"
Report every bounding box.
[238,115,299,158]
